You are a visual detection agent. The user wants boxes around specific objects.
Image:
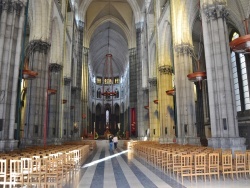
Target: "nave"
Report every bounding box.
[64,141,250,188]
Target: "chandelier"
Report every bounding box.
[101,54,116,97]
[229,19,250,54]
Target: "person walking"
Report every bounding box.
[109,135,113,151]
[113,134,118,150]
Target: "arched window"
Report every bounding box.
[231,32,250,111]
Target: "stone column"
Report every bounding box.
[201,0,246,151]
[148,78,158,140]
[23,40,50,146]
[158,65,175,142]
[71,87,81,138]
[77,20,84,137]
[174,44,199,145]
[47,63,62,140]
[136,22,146,138]
[0,0,27,151]
[129,48,137,134]
[63,77,71,138]
[82,47,89,137]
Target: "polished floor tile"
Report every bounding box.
[63,140,250,188]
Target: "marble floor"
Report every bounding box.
[63,140,250,188]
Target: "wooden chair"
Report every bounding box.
[179,154,193,183]
[166,152,174,174]
[45,158,63,188]
[29,157,46,187]
[161,151,168,172]
[173,153,182,176]
[9,159,23,187]
[234,153,247,179]
[194,153,207,182]
[246,152,250,177]
[0,159,9,188]
[220,153,233,180]
[207,153,220,181]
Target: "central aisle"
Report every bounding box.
[63,140,250,188]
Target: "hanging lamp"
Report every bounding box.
[47,89,57,95]
[22,58,38,79]
[153,99,159,104]
[229,19,250,54]
[101,54,116,97]
[187,16,206,86]
[166,88,176,96]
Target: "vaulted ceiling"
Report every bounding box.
[85,0,143,77]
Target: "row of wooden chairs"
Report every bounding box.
[132,141,250,183]
[0,144,91,187]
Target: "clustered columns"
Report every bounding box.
[82,47,89,137]
[135,22,144,137]
[47,63,62,140]
[23,40,50,145]
[63,77,71,138]
[0,0,27,150]
[72,20,84,138]
[71,87,81,138]
[158,65,175,141]
[148,78,158,140]
[201,1,246,151]
[174,44,199,145]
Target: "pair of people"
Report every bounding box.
[109,134,118,150]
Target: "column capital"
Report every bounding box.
[77,20,84,31]
[0,0,25,15]
[174,43,193,55]
[64,77,72,86]
[148,77,157,87]
[158,65,173,75]
[49,63,63,73]
[135,22,144,33]
[202,2,229,20]
[27,40,51,55]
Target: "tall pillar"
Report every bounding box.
[136,22,146,138]
[77,20,84,137]
[174,44,199,145]
[129,48,137,134]
[47,63,62,140]
[82,47,89,137]
[148,78,159,140]
[201,0,246,151]
[63,77,71,138]
[0,0,27,150]
[158,65,175,141]
[23,40,50,146]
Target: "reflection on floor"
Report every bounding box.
[63,140,250,188]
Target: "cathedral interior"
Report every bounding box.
[1,0,250,187]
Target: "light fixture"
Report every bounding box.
[230,19,250,54]
[22,58,38,80]
[154,100,159,104]
[101,54,116,97]
[166,88,175,96]
[47,89,57,95]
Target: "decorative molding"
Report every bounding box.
[174,43,193,55]
[158,65,173,75]
[27,40,50,55]
[135,21,144,33]
[64,77,71,86]
[77,20,84,31]
[49,63,63,73]
[148,77,157,87]
[202,2,229,20]
[0,0,25,15]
